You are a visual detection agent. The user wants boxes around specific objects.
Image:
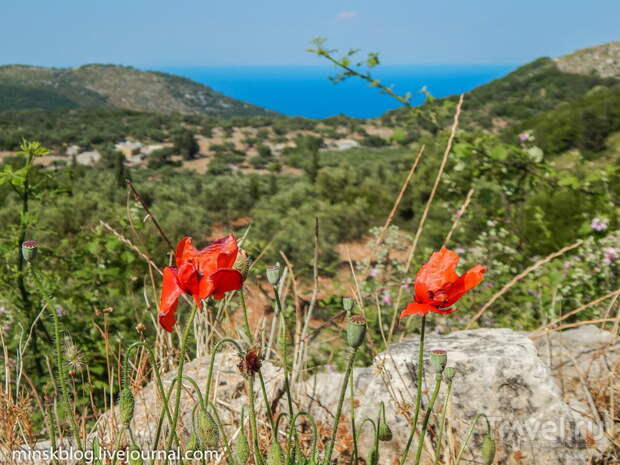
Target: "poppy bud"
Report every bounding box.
[234,249,251,279]
[444,367,456,381]
[266,442,284,465]
[119,388,135,429]
[266,264,281,285]
[128,444,144,465]
[186,432,199,452]
[378,422,393,441]
[367,447,379,465]
[342,296,354,312]
[234,428,250,464]
[481,434,495,465]
[346,315,367,349]
[378,402,392,441]
[21,240,38,263]
[196,409,219,448]
[430,350,448,375]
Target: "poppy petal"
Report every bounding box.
[414,248,460,304]
[211,269,244,300]
[445,265,486,306]
[159,267,184,332]
[193,233,239,275]
[400,302,437,318]
[431,306,457,314]
[175,237,199,267]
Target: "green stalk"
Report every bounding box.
[31,268,84,454]
[413,375,443,465]
[247,373,265,465]
[258,370,277,433]
[398,314,426,465]
[454,414,490,465]
[239,290,252,342]
[164,303,198,465]
[273,287,294,416]
[350,369,358,465]
[432,379,454,465]
[323,347,357,465]
[204,338,244,403]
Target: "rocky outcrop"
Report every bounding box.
[555,41,620,78]
[99,326,618,464]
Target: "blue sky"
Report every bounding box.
[2,0,619,67]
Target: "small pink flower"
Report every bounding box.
[381,290,392,306]
[591,217,608,232]
[603,247,619,264]
[369,267,379,278]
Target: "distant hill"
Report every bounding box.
[0,64,275,117]
[384,41,620,132]
[555,41,620,78]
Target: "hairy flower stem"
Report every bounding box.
[454,413,490,465]
[413,375,443,465]
[350,369,359,465]
[273,287,294,415]
[398,314,426,465]
[247,373,265,465]
[239,290,252,342]
[432,379,454,465]
[165,303,198,465]
[258,370,277,433]
[31,268,84,455]
[323,347,358,465]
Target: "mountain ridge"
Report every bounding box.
[0,63,276,117]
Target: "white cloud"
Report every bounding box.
[336,10,358,21]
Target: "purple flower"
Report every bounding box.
[381,290,392,306]
[603,247,619,264]
[563,260,573,272]
[55,306,64,317]
[454,247,465,255]
[518,131,531,143]
[591,217,608,232]
[369,267,379,278]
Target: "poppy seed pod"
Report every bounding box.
[119,388,135,429]
[430,350,448,375]
[21,240,39,263]
[266,264,281,285]
[196,409,219,448]
[346,315,367,349]
[481,434,496,465]
[342,296,354,312]
[233,249,251,279]
[186,432,199,451]
[444,366,457,381]
[266,441,284,465]
[367,447,379,465]
[234,429,250,465]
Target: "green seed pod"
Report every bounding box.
[186,432,199,452]
[196,409,219,449]
[127,444,144,465]
[430,350,448,375]
[266,441,285,465]
[21,240,38,264]
[342,296,354,312]
[367,447,379,465]
[444,366,456,381]
[481,434,496,465]
[378,422,393,442]
[234,429,250,464]
[346,315,367,349]
[119,388,135,429]
[266,264,281,285]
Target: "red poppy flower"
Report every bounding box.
[400,248,485,318]
[159,233,244,331]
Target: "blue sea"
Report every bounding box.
[154,65,516,119]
